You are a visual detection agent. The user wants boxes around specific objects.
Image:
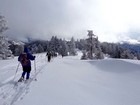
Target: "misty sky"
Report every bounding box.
[0,0,140,42]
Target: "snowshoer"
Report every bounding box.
[46,52,51,62]
[18,47,35,82]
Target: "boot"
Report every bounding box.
[18,77,24,82]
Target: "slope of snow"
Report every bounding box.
[0,53,140,105]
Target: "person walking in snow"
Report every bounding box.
[46,52,51,62]
[18,47,35,82]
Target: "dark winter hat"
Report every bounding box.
[24,47,29,53]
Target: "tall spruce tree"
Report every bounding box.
[68,37,77,56]
[0,15,12,59]
[84,30,104,59]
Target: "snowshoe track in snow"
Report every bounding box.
[0,58,47,105]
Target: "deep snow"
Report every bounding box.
[0,53,140,105]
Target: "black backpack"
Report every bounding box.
[20,53,29,66]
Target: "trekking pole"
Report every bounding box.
[13,62,20,81]
[34,59,37,81]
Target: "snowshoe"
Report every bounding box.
[18,77,24,82]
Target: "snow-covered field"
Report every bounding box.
[0,52,140,105]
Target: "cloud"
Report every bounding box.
[0,0,140,42]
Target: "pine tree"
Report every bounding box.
[86,30,104,59]
[0,15,12,59]
[49,36,60,53]
[59,39,68,57]
[38,44,44,53]
[68,37,77,56]
[120,49,134,59]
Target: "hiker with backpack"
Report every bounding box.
[18,47,35,82]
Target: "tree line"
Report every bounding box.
[1,15,140,60]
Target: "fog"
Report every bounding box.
[0,0,140,42]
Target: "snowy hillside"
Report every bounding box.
[0,53,140,105]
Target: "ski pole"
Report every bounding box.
[13,62,20,81]
[34,59,37,81]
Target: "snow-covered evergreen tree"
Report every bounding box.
[59,39,68,57]
[68,37,77,56]
[8,40,24,56]
[120,49,135,59]
[32,45,38,53]
[38,44,44,53]
[94,38,104,59]
[49,36,60,53]
[86,30,104,59]
[0,15,12,59]
[75,39,87,51]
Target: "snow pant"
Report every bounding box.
[22,66,31,79]
[48,56,51,62]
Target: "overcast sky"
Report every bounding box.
[0,0,140,42]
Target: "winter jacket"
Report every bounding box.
[18,47,35,67]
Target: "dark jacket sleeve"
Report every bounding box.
[27,53,35,60]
